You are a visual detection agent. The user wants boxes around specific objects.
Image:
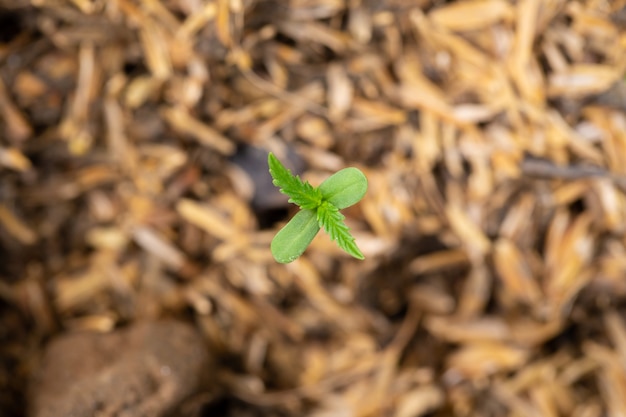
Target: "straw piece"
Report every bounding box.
[429,0,513,32]
[139,19,173,80]
[445,205,491,258]
[0,73,32,142]
[132,226,187,271]
[393,385,444,417]
[0,147,32,172]
[161,106,235,155]
[177,198,235,242]
[493,238,542,305]
[327,63,353,122]
[0,204,37,245]
[548,65,620,97]
[446,342,529,379]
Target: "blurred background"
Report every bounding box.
[1,0,626,416]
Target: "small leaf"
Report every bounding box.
[319,167,368,209]
[316,201,364,260]
[267,152,367,263]
[271,209,320,263]
[268,153,322,210]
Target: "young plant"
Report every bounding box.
[268,152,368,263]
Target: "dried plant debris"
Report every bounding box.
[0,0,625,416]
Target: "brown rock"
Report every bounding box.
[29,320,210,417]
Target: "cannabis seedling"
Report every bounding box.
[268,152,368,263]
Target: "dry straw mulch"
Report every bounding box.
[1,0,626,415]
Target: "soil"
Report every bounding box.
[28,321,210,417]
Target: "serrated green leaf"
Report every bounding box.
[316,201,364,260]
[319,167,368,210]
[271,209,320,263]
[268,152,322,210]
[268,152,367,263]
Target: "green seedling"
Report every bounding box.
[268,152,367,263]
